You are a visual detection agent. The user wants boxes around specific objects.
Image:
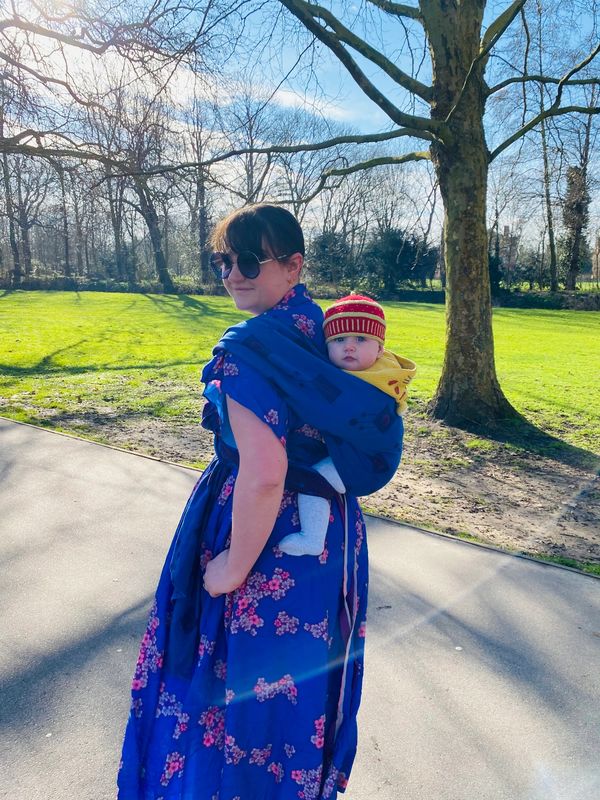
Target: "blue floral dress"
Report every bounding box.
[117,285,369,800]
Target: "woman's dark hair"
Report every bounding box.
[211,203,305,259]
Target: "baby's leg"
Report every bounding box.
[278,493,330,556]
[312,457,346,494]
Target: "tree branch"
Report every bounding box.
[479,0,527,56]
[490,105,600,161]
[278,0,437,133]
[443,0,527,124]
[1,126,429,177]
[297,3,431,100]
[488,75,600,96]
[365,1,422,22]
[490,41,600,159]
[298,150,431,205]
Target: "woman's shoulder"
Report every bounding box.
[263,283,325,347]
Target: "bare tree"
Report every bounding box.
[229,0,600,428]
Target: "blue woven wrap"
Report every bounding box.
[216,314,404,497]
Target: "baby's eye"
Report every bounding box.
[334,337,346,343]
[356,336,366,342]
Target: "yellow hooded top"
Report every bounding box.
[342,349,417,415]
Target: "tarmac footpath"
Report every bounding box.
[0,417,599,800]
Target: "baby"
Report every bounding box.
[278,294,416,557]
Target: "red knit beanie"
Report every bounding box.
[323,294,386,344]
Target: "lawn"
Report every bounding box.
[1,290,599,455]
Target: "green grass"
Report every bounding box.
[1,290,599,455]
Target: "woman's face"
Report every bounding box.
[223,248,302,315]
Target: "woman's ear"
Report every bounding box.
[287,252,304,283]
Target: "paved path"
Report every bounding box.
[1,418,599,800]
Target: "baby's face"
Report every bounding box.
[327,335,383,371]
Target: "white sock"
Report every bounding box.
[313,457,346,494]
[278,493,330,556]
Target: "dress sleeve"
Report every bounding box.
[203,351,289,450]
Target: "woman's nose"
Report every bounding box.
[226,260,244,281]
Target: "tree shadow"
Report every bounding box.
[444,410,599,472]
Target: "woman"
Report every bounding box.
[117,204,369,800]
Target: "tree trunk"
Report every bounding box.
[424,2,516,427]
[107,171,126,281]
[2,152,21,285]
[16,171,33,276]
[540,116,558,292]
[565,108,593,291]
[55,164,72,278]
[133,177,175,293]
[197,174,211,284]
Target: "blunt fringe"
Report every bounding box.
[211,203,305,260]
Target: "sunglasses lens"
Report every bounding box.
[209,252,231,279]
[237,251,261,279]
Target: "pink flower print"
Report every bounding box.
[249,744,272,766]
[277,490,296,519]
[274,611,299,636]
[280,434,287,448]
[199,706,225,750]
[310,714,326,749]
[296,424,324,442]
[155,686,190,739]
[200,546,213,570]
[213,659,227,680]
[272,544,284,558]
[132,601,163,691]
[338,772,349,789]
[284,743,295,758]
[213,355,225,374]
[290,766,323,800]
[254,674,298,705]
[131,698,143,718]
[210,379,222,393]
[322,765,340,798]
[358,620,367,638]
[292,313,316,337]
[159,752,185,787]
[304,613,330,644]
[264,408,279,426]
[355,509,365,554]
[223,359,239,376]
[275,287,295,309]
[267,761,284,783]
[217,474,235,506]
[229,568,294,635]
[225,688,235,705]
[318,546,329,565]
[198,635,215,660]
[224,734,247,765]
[224,592,233,625]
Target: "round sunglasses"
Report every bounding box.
[209,250,289,280]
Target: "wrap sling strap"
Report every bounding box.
[217,314,404,497]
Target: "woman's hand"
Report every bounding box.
[204,549,244,598]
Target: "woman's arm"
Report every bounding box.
[203,395,287,597]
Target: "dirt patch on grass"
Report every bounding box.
[10,405,600,568]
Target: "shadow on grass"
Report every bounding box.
[462,412,600,472]
[142,291,240,320]
[0,356,206,380]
